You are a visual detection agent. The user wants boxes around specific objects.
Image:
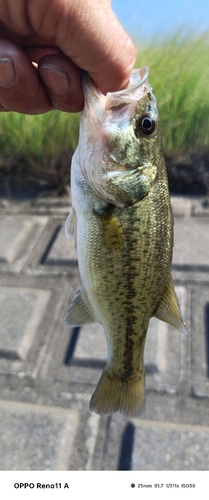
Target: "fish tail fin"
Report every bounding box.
[90,370,145,417]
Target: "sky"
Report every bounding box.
[112,0,209,41]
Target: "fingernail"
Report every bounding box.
[39,64,72,95]
[0,57,16,87]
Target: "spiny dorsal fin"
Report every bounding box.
[153,274,188,334]
[64,289,96,326]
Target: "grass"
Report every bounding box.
[0,110,79,160]
[0,110,80,196]
[0,32,209,196]
[136,32,209,156]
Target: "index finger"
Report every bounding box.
[53,3,137,94]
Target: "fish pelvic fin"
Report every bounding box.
[64,289,96,326]
[153,274,188,334]
[90,370,145,418]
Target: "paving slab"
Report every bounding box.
[171,196,192,217]
[192,197,209,216]
[173,216,209,268]
[104,415,209,470]
[40,321,107,388]
[0,196,209,472]
[29,197,71,216]
[23,219,78,276]
[45,224,77,265]
[0,215,48,273]
[67,407,103,471]
[0,400,78,470]
[0,274,76,382]
[0,286,50,360]
[191,285,209,398]
[0,197,71,216]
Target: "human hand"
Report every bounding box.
[0,0,136,114]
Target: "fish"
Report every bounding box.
[64,67,187,418]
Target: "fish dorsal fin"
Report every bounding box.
[64,289,96,326]
[65,208,77,248]
[153,274,188,334]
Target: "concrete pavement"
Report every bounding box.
[0,195,209,470]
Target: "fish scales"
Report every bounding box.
[65,67,187,417]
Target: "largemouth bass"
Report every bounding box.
[65,67,187,417]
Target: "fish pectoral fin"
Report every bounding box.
[94,206,125,254]
[64,289,96,326]
[153,274,188,334]
[65,208,77,248]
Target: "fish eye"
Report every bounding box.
[135,115,156,136]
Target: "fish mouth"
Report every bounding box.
[82,67,151,111]
[129,67,149,88]
[105,67,150,110]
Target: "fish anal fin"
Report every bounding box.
[90,370,145,417]
[153,275,188,334]
[64,289,95,326]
